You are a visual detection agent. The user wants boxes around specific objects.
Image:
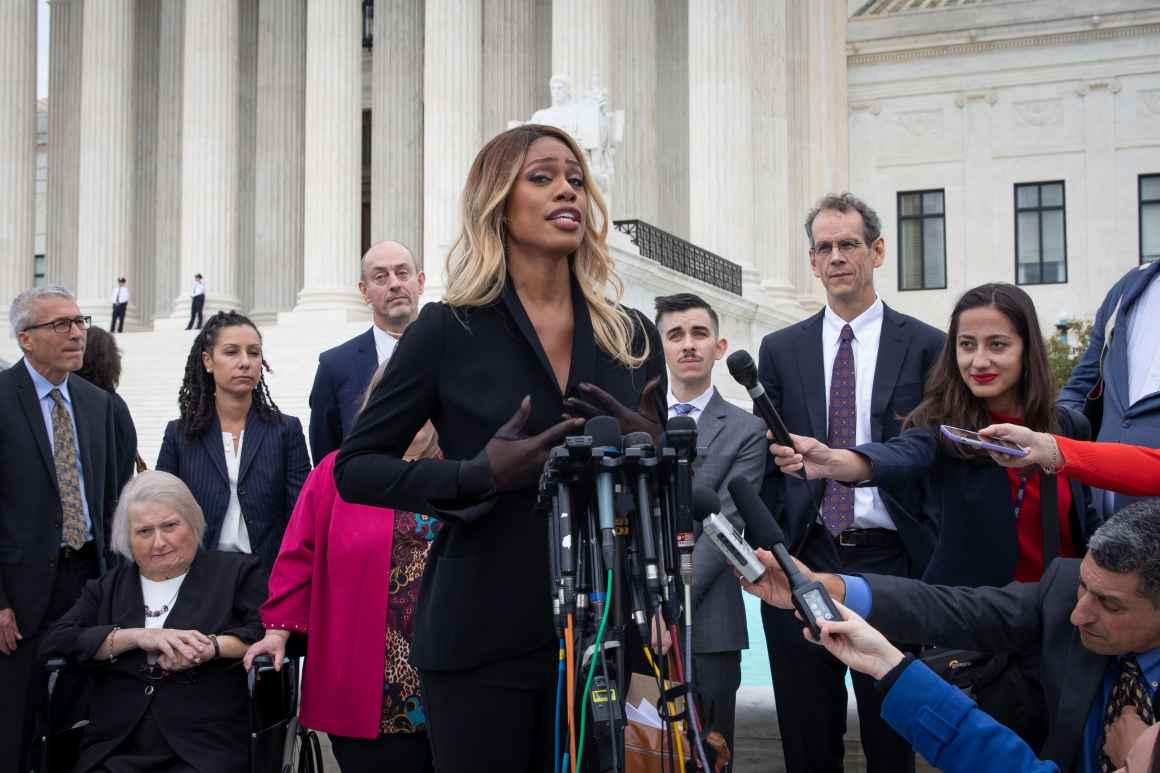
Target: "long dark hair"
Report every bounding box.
[77,327,121,392]
[176,310,281,436]
[906,283,1058,456]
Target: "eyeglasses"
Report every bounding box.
[22,316,91,334]
[811,240,865,257]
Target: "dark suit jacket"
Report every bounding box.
[0,360,117,634]
[854,406,1102,587]
[1059,260,1160,519]
[307,328,378,463]
[155,409,310,573]
[109,391,138,495]
[862,559,1123,773]
[336,276,666,672]
[40,550,266,773]
[756,304,945,573]
[690,388,767,654]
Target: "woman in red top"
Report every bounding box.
[770,283,1101,587]
[980,423,1160,497]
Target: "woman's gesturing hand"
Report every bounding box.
[804,601,905,680]
[564,377,664,445]
[244,629,291,672]
[483,397,585,492]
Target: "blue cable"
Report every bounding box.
[554,638,565,773]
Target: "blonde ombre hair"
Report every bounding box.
[444,124,647,368]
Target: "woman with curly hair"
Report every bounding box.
[157,310,310,573]
[335,125,667,771]
[77,326,138,492]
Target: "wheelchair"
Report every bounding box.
[29,655,300,773]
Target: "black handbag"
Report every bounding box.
[920,471,1061,753]
[295,727,324,773]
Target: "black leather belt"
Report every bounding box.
[836,528,900,548]
[60,541,96,560]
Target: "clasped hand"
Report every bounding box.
[137,628,214,671]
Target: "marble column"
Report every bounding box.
[551,0,614,102]
[370,0,422,263]
[0,1,36,327]
[251,0,305,324]
[423,0,483,293]
[611,0,657,222]
[288,0,364,318]
[76,0,137,327]
[45,0,83,292]
[154,0,183,320]
[235,0,258,315]
[655,0,688,239]
[688,1,756,277]
[132,0,161,326]
[1079,81,1121,296]
[175,1,242,319]
[957,91,996,292]
[483,0,539,140]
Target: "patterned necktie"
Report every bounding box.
[1100,657,1156,773]
[49,389,87,550]
[672,403,696,417]
[822,324,857,537]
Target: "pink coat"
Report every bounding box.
[261,452,395,739]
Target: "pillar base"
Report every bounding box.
[280,289,368,325]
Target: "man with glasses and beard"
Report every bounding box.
[0,286,119,773]
[308,241,425,463]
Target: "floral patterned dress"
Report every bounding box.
[380,510,440,734]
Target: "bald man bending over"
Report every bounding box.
[307,241,425,463]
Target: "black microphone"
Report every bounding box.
[691,485,720,523]
[727,477,842,638]
[666,416,697,584]
[726,350,794,449]
[624,431,662,603]
[586,416,622,570]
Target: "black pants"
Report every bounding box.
[761,524,915,773]
[693,650,741,772]
[419,645,562,773]
[0,542,99,773]
[330,732,434,773]
[185,295,204,330]
[110,302,127,332]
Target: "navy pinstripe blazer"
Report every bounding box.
[155,408,311,572]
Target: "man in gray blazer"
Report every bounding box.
[655,293,766,770]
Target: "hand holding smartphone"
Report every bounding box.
[940,425,1029,458]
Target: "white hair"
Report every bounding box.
[110,471,206,560]
[9,285,76,338]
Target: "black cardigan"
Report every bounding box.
[40,550,267,773]
[335,277,665,671]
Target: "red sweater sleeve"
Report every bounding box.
[1055,436,1160,497]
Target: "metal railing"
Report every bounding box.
[613,220,743,295]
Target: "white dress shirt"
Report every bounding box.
[111,286,129,304]
[191,280,205,297]
[217,431,252,554]
[665,384,715,425]
[371,325,400,366]
[821,297,895,531]
[1126,272,1160,406]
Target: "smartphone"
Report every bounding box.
[939,425,1029,457]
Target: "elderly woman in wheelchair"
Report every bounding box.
[40,471,267,773]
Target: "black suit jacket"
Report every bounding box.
[40,550,266,773]
[756,304,945,572]
[854,406,1102,587]
[109,391,138,494]
[863,559,1122,773]
[307,328,379,463]
[155,409,310,573]
[336,277,666,671]
[0,360,117,634]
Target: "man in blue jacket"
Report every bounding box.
[1059,260,1160,519]
[307,241,424,462]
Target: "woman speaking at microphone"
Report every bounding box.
[335,124,665,772]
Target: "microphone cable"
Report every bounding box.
[682,589,712,772]
[565,614,577,773]
[554,638,565,773]
[643,644,684,771]
[576,568,613,773]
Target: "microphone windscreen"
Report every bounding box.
[585,415,622,450]
[726,350,758,389]
[666,415,696,433]
[624,431,653,448]
[691,486,720,522]
[726,476,785,549]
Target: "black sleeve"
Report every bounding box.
[335,303,488,515]
[219,556,268,645]
[40,576,114,663]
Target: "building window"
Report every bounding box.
[34,254,45,288]
[897,189,946,291]
[1142,174,1160,264]
[1014,181,1067,284]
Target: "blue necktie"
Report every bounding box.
[672,403,696,416]
[822,324,856,536]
